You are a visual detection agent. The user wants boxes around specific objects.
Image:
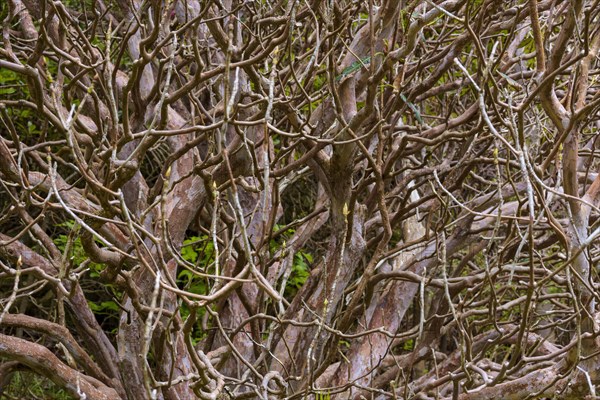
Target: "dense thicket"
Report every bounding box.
[2,0,600,399]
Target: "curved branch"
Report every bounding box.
[0,333,121,400]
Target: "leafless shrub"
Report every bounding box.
[1,0,600,399]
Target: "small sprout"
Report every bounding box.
[272,46,280,66]
[212,181,218,198]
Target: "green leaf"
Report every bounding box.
[178,269,193,281]
[0,87,16,95]
[399,93,423,124]
[181,236,203,263]
[303,252,313,263]
[0,69,19,82]
[181,246,198,263]
[285,251,312,297]
[88,301,119,313]
[336,56,371,82]
[497,71,522,88]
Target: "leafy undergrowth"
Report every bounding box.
[1,371,75,400]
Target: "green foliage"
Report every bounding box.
[285,251,312,298]
[402,338,414,351]
[177,235,216,344]
[53,221,102,277]
[0,53,62,143]
[0,66,23,93]
[177,268,208,298]
[1,371,75,400]
[270,225,313,298]
[399,93,423,124]
[52,221,119,323]
[88,300,121,313]
[181,235,214,266]
[178,235,214,296]
[312,72,327,91]
[0,66,31,116]
[336,56,371,82]
[0,0,7,21]
[53,222,86,266]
